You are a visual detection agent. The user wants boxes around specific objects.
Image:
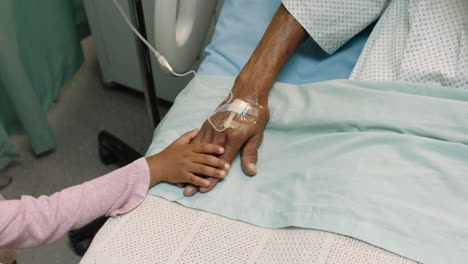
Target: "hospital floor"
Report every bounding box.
[0,37,171,264]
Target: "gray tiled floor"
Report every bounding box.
[0,37,170,264]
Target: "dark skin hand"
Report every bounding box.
[146,129,230,188]
[184,4,307,196]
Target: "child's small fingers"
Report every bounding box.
[186,173,211,187]
[193,154,230,170]
[191,144,224,154]
[174,129,200,144]
[190,164,227,179]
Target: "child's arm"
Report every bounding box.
[0,158,151,249]
[0,129,228,249]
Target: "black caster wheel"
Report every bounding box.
[98,131,119,165]
[69,216,109,256]
[98,145,118,165]
[97,130,142,167]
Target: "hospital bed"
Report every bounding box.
[79,0,450,263]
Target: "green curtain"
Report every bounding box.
[0,0,89,169]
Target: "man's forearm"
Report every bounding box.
[232,4,306,105]
[183,5,307,196]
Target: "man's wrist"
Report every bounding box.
[231,76,271,107]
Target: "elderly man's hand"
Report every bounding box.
[183,103,269,196]
[181,3,306,196]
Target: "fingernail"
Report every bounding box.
[203,180,210,187]
[219,170,226,177]
[183,186,197,197]
[249,163,257,175]
[224,163,230,170]
[218,147,224,153]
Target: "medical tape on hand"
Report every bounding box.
[208,98,261,132]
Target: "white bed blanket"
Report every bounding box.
[81,196,415,264]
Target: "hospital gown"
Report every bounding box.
[282,0,468,88]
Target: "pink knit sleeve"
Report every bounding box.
[0,158,150,249]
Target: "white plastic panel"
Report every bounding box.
[83,0,144,92]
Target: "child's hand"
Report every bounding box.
[146,129,230,188]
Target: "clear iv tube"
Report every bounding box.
[112,0,233,132]
[112,0,194,77]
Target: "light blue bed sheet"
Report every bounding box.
[148,75,468,264]
[197,0,371,84]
